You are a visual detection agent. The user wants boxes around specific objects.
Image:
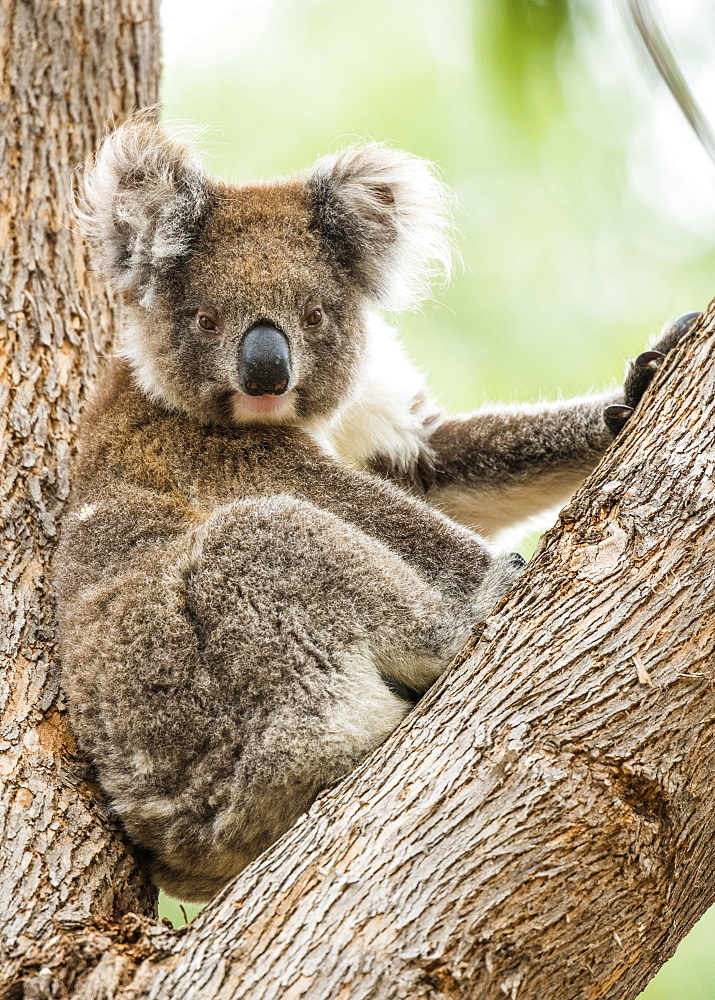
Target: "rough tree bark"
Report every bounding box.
[0,0,160,991]
[2,4,715,1000]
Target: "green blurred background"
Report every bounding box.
[158,0,715,994]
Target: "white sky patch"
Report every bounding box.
[161,0,282,63]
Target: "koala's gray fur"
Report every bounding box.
[55,112,691,902]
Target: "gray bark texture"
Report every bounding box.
[2,3,715,999]
[0,0,160,993]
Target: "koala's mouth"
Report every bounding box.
[228,323,299,424]
[230,389,298,425]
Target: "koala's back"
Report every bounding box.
[56,363,482,900]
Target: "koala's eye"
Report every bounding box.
[196,312,220,337]
[302,307,323,330]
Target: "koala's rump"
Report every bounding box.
[57,490,437,899]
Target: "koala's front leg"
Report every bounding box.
[419,396,613,537]
[414,312,701,538]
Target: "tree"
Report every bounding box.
[2,4,715,999]
[0,0,160,989]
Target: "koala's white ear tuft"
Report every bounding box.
[309,143,455,311]
[76,109,210,298]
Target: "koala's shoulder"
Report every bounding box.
[75,359,205,492]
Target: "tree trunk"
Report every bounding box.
[2,6,715,999]
[0,0,160,990]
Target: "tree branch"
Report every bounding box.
[8,302,715,1000]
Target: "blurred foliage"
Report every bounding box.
[475,0,572,132]
[160,0,714,992]
[159,891,203,929]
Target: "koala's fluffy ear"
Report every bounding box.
[309,144,454,311]
[77,111,209,299]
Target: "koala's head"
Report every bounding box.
[78,112,453,426]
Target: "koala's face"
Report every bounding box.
[144,182,367,425]
[79,116,451,426]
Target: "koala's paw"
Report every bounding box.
[472,551,526,624]
[604,311,701,435]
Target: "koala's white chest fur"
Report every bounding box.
[310,315,433,474]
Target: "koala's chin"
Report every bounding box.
[230,389,299,425]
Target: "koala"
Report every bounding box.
[54,114,697,903]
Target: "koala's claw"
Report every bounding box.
[507,552,527,569]
[622,351,666,413]
[604,404,635,435]
[636,350,665,369]
[651,311,701,355]
[609,311,701,436]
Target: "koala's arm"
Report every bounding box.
[366,313,699,537]
[412,393,616,537]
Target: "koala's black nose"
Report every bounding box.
[238,324,292,396]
